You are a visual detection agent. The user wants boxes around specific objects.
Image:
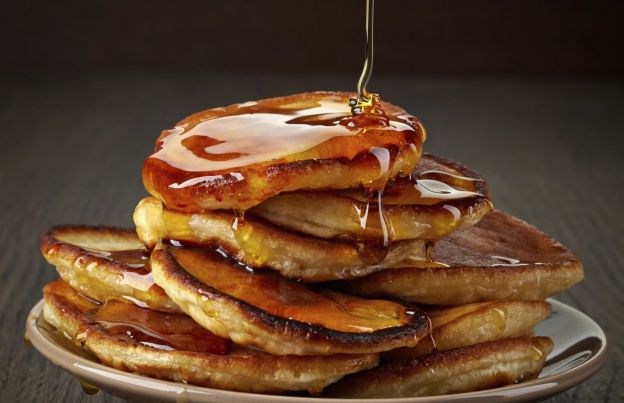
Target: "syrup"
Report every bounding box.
[143,91,425,214]
[23,332,32,347]
[83,247,159,294]
[489,255,531,267]
[341,161,488,263]
[350,0,376,115]
[41,281,230,356]
[82,247,149,269]
[147,94,420,175]
[144,2,424,266]
[342,0,485,262]
[342,171,484,206]
[169,246,416,333]
[78,379,99,395]
[36,313,97,361]
[93,301,230,354]
[354,189,393,265]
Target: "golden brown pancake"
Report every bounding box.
[40,227,550,362]
[40,226,180,313]
[142,92,426,211]
[324,336,553,398]
[42,280,378,394]
[250,153,492,242]
[134,197,427,282]
[383,300,551,360]
[340,210,583,305]
[150,243,430,355]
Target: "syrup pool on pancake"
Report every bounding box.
[151,97,419,174]
[142,92,426,212]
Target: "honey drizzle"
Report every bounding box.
[357,0,374,101]
[350,0,376,115]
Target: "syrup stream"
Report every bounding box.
[357,0,374,101]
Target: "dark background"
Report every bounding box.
[2,0,624,77]
[1,1,623,402]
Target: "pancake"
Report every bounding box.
[134,197,427,282]
[383,300,551,360]
[250,153,492,242]
[324,336,553,398]
[42,280,378,394]
[40,225,180,313]
[340,210,583,305]
[142,91,426,211]
[149,243,430,355]
[40,227,548,361]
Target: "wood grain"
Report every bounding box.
[1,73,622,402]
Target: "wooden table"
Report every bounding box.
[1,73,622,402]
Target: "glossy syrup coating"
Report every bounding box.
[143,91,425,211]
[42,280,229,354]
[168,246,415,334]
[249,154,493,243]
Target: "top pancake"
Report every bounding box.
[143,92,425,211]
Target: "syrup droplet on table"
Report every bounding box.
[79,379,100,395]
[23,332,32,347]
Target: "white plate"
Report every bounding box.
[25,298,607,403]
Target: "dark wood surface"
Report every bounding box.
[1,73,622,402]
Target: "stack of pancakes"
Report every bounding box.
[38,92,583,398]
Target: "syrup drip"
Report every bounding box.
[427,314,438,352]
[425,241,435,261]
[78,379,100,395]
[346,164,485,264]
[407,307,437,352]
[231,209,265,265]
[36,314,96,361]
[491,307,508,332]
[23,332,32,347]
[353,145,393,265]
[354,189,392,265]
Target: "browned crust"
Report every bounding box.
[143,91,425,211]
[39,225,179,312]
[340,210,583,305]
[324,336,554,398]
[40,225,141,275]
[152,244,430,354]
[42,280,379,394]
[383,300,551,360]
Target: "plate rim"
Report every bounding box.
[25,298,608,403]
